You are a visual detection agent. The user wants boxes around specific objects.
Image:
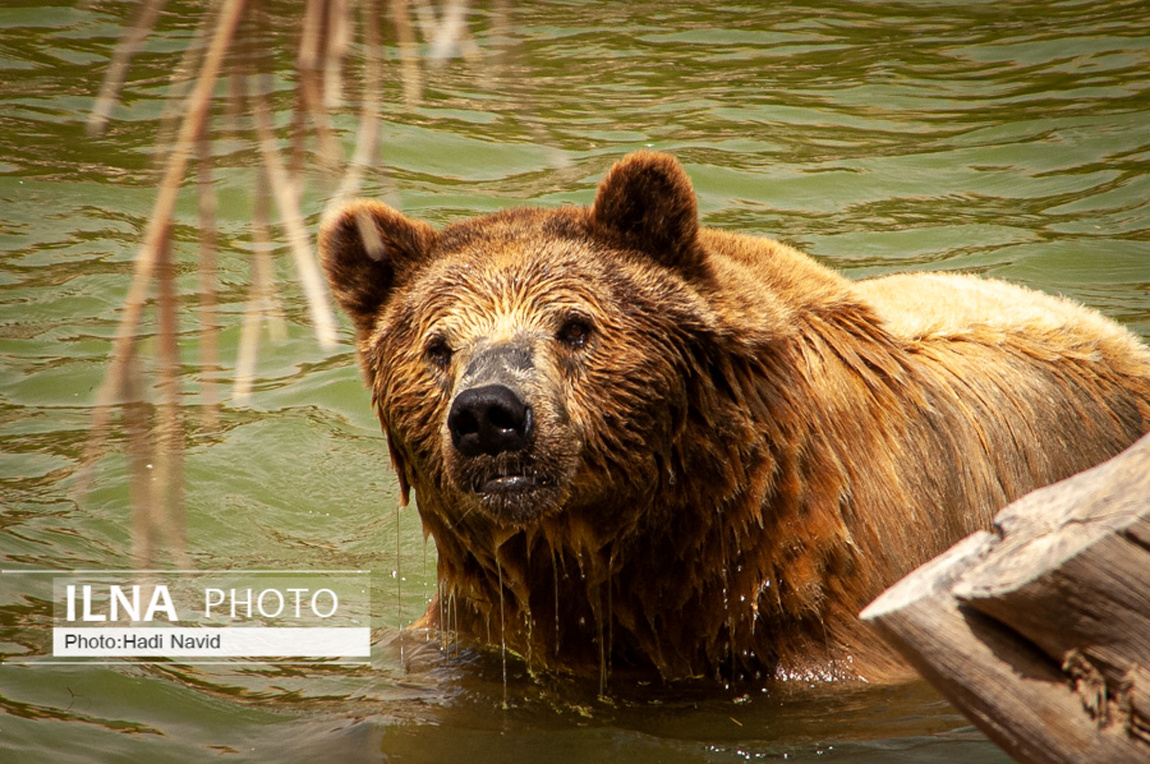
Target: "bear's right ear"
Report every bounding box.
[319,200,438,338]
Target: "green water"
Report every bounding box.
[3,0,1149,760]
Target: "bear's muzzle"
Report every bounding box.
[443,341,566,518]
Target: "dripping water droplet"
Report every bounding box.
[497,556,509,711]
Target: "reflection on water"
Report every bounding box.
[2,0,1147,760]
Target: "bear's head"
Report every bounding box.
[320,153,902,679]
[320,152,759,529]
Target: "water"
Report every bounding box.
[3,0,1148,760]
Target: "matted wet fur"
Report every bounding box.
[320,151,1150,686]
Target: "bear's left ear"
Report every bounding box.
[589,150,707,280]
[319,200,438,339]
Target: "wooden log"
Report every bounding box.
[861,432,1150,764]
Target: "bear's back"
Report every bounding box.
[856,271,1150,372]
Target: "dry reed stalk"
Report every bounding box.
[230,1,293,401]
[80,0,247,498]
[233,165,283,403]
[334,0,385,205]
[123,353,153,566]
[391,0,422,106]
[418,0,480,64]
[296,0,344,178]
[196,132,221,430]
[323,0,352,110]
[152,3,216,167]
[353,207,387,259]
[153,230,191,569]
[251,83,339,350]
[88,0,169,136]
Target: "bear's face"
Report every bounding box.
[321,152,722,526]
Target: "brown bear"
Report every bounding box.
[319,151,1150,687]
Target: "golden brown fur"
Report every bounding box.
[320,151,1150,686]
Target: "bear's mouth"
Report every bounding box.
[451,458,567,524]
[470,467,552,497]
[479,473,541,494]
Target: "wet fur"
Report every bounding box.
[320,151,1150,685]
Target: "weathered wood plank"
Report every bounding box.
[953,439,1150,684]
[861,432,1150,763]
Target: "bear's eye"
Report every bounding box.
[425,336,453,368]
[558,316,593,349]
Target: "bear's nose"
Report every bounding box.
[448,384,533,457]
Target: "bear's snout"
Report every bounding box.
[448,384,534,457]
[440,340,575,522]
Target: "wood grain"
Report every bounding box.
[862,433,1150,763]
